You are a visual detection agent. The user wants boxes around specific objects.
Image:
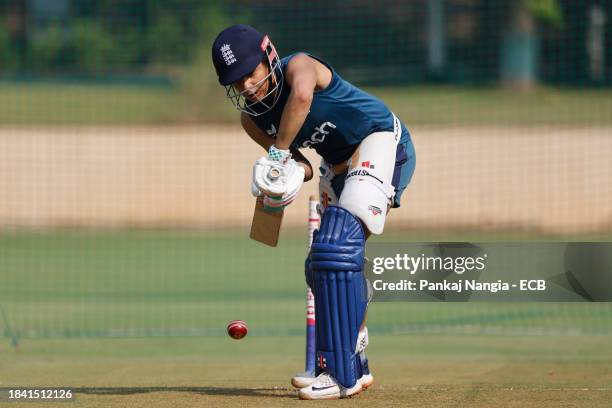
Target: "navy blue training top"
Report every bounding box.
[250,53,410,164]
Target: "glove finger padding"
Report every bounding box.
[263,188,298,210]
[251,180,262,197]
[263,195,289,212]
[253,156,305,198]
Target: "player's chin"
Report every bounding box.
[254,87,270,102]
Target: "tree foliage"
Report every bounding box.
[14,0,233,75]
[524,0,563,26]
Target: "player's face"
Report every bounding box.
[233,62,270,102]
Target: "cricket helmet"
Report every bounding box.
[212,24,283,116]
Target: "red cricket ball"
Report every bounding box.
[227,320,248,340]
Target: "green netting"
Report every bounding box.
[0,1,611,341]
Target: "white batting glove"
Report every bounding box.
[263,190,298,212]
[252,157,304,198]
[319,160,335,183]
[251,180,262,197]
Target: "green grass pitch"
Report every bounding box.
[1,335,611,406]
[1,229,612,406]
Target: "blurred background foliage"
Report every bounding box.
[0,0,610,124]
[0,0,231,74]
[0,0,609,82]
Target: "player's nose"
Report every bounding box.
[244,76,257,90]
[236,77,254,94]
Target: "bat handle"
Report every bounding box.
[268,167,281,180]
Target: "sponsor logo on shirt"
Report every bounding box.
[301,122,336,148]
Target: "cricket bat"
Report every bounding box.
[249,195,284,247]
[250,167,285,247]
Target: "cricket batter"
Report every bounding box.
[212,24,416,400]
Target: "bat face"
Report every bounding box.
[250,196,284,246]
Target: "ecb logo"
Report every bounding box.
[220,44,237,66]
[301,122,336,148]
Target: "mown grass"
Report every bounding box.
[1,229,611,339]
[1,82,611,125]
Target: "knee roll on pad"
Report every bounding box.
[310,206,368,388]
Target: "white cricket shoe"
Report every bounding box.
[298,372,362,400]
[360,372,374,389]
[292,369,374,389]
[291,369,316,389]
[292,327,373,389]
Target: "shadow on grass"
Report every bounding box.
[73,386,296,399]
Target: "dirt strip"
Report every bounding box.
[0,126,611,233]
